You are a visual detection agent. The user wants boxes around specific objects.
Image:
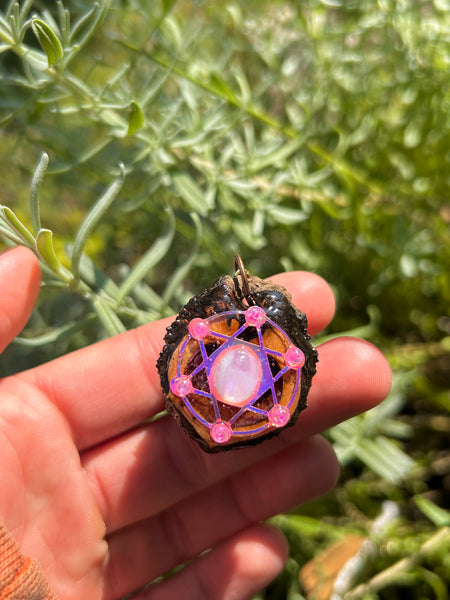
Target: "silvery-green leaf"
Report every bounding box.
[0,206,35,246]
[71,164,125,279]
[0,223,23,245]
[30,152,49,234]
[93,297,126,336]
[31,18,64,66]
[127,100,145,135]
[247,138,305,173]
[22,48,50,70]
[35,228,72,282]
[67,245,120,300]
[173,173,212,216]
[162,212,202,306]
[117,207,175,303]
[267,206,309,225]
[232,220,266,250]
[414,496,450,527]
[14,315,96,346]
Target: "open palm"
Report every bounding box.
[0,247,391,600]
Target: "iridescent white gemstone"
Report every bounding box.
[210,344,262,407]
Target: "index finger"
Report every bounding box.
[18,271,335,450]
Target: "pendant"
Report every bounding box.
[157,256,318,453]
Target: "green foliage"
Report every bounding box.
[0,1,449,598]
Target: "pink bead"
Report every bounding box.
[284,346,305,369]
[170,375,193,397]
[210,344,262,407]
[210,421,233,444]
[245,306,266,327]
[268,404,290,428]
[188,318,210,340]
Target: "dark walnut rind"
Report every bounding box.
[157,274,318,453]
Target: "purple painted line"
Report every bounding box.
[269,382,278,405]
[208,331,230,340]
[189,359,210,377]
[183,397,211,426]
[246,405,270,416]
[232,423,269,435]
[273,366,290,382]
[191,389,212,398]
[257,327,264,345]
[199,339,209,362]
[177,336,191,376]
[265,348,284,357]
[228,322,248,340]
[286,369,301,409]
[228,406,247,425]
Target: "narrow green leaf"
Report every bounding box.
[0,206,35,246]
[5,2,16,20]
[56,1,70,46]
[62,136,111,172]
[129,280,165,313]
[18,0,34,22]
[173,174,211,216]
[10,3,21,42]
[162,212,202,305]
[273,514,345,539]
[247,138,305,173]
[117,207,175,303]
[31,18,64,66]
[232,220,266,250]
[22,48,48,70]
[93,297,126,336]
[13,315,95,346]
[71,164,125,279]
[0,18,14,46]
[68,2,99,45]
[317,199,348,219]
[30,152,49,234]
[267,206,308,225]
[0,13,11,28]
[35,228,64,275]
[127,100,145,135]
[0,224,23,245]
[355,437,414,482]
[68,246,120,300]
[414,496,450,527]
[209,73,237,102]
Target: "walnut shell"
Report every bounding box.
[157,273,318,452]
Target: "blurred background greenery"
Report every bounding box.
[0,1,449,598]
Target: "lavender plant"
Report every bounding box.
[1,1,449,598]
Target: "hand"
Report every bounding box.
[0,247,391,600]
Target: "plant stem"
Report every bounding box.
[344,528,450,599]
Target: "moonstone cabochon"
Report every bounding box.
[157,274,318,453]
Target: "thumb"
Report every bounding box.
[0,246,41,353]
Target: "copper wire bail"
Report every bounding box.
[233,254,251,300]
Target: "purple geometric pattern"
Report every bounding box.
[170,307,304,445]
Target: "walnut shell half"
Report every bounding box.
[157,273,318,452]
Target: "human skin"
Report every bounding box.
[0,247,392,600]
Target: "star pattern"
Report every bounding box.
[170,308,304,444]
